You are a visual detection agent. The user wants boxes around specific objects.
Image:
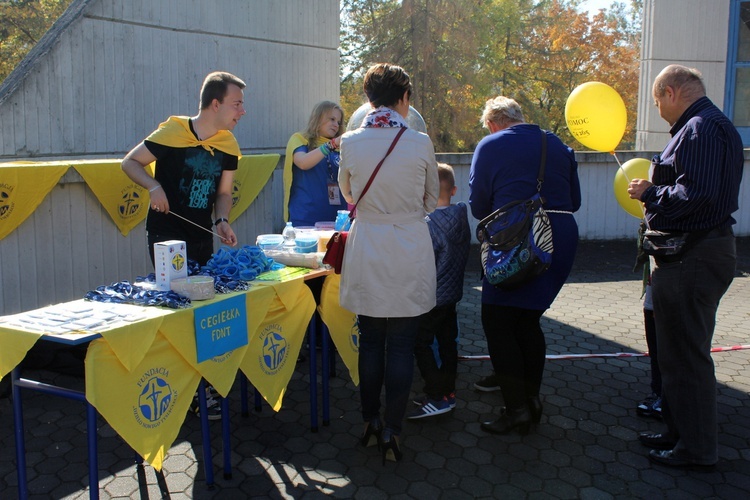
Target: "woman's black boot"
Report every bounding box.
[528,396,543,423]
[481,406,532,435]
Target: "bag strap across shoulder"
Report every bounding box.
[536,128,547,193]
[350,127,407,219]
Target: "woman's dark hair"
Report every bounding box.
[363,63,413,108]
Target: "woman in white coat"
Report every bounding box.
[338,63,439,464]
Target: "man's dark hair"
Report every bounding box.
[200,72,246,110]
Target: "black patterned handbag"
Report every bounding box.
[476,130,554,290]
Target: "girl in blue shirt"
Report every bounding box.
[283,101,347,227]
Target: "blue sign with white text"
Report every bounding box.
[194,294,248,363]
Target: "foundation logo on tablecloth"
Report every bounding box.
[134,368,177,427]
[0,184,15,220]
[118,185,144,218]
[350,318,360,352]
[258,323,288,375]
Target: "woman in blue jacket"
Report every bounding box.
[469,96,581,435]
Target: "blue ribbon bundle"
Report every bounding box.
[200,245,281,283]
[84,281,191,309]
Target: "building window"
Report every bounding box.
[727,0,750,143]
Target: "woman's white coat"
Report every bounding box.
[338,126,439,317]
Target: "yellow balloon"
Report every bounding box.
[613,158,651,218]
[565,82,627,152]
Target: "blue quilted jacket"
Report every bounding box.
[427,202,471,306]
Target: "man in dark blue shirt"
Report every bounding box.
[628,64,744,470]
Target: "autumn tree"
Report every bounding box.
[341,0,497,150]
[0,0,73,84]
[488,0,641,148]
[340,0,641,151]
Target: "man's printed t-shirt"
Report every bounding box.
[145,141,237,241]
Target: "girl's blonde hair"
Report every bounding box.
[303,101,345,148]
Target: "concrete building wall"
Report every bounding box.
[0,0,340,160]
[0,0,340,314]
[636,0,732,150]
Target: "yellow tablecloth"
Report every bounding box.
[0,269,357,471]
[319,274,359,385]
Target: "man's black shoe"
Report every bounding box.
[648,449,716,471]
[638,432,676,450]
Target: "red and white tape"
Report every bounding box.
[459,344,750,361]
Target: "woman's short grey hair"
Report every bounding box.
[481,96,525,129]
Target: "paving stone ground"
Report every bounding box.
[1,238,749,499]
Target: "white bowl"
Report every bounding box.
[170,276,215,301]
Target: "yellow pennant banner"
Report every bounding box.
[85,332,201,471]
[96,304,170,372]
[229,154,279,223]
[73,160,154,237]
[318,274,360,385]
[240,279,315,411]
[0,161,71,240]
[0,324,44,381]
[0,155,277,240]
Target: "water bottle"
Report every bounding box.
[282,221,296,248]
[335,210,352,231]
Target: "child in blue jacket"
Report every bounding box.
[409,163,471,418]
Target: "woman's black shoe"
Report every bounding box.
[381,429,403,464]
[360,419,382,449]
[638,432,676,451]
[528,396,543,423]
[481,406,532,435]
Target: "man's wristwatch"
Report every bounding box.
[214,217,229,226]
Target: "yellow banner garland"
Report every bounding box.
[74,160,154,237]
[230,154,279,223]
[1,155,278,239]
[0,161,70,240]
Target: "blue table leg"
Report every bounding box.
[321,322,330,426]
[221,395,231,479]
[13,370,98,499]
[254,387,262,412]
[308,313,318,432]
[11,367,28,500]
[86,402,100,500]
[240,374,249,417]
[197,379,214,488]
[329,334,337,377]
[239,373,263,413]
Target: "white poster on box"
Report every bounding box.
[154,240,188,291]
